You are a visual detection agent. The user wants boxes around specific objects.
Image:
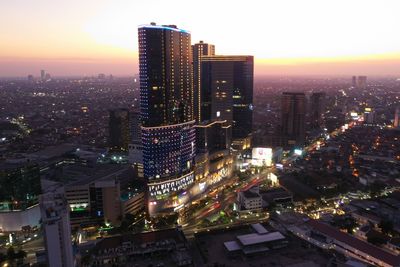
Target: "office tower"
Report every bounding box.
[394,107,400,128]
[357,76,367,89]
[108,108,130,152]
[192,41,215,122]
[40,187,74,267]
[27,74,34,82]
[352,76,357,87]
[40,70,45,81]
[281,92,306,147]
[200,56,254,139]
[195,120,231,153]
[138,23,196,215]
[310,92,326,129]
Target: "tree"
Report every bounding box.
[379,220,394,235]
[367,235,387,246]
[7,246,16,261]
[0,252,6,263]
[369,181,385,197]
[16,249,27,260]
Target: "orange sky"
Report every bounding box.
[1,0,400,77]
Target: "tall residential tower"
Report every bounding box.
[281,92,306,147]
[138,23,196,215]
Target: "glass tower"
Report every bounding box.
[200,56,254,139]
[138,23,196,215]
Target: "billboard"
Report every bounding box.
[252,147,272,167]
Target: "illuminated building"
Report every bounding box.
[109,108,130,152]
[194,120,233,195]
[192,41,215,123]
[138,23,196,215]
[310,92,326,129]
[251,147,272,167]
[200,56,254,139]
[63,164,126,229]
[128,111,143,177]
[363,107,376,125]
[394,106,400,128]
[195,120,231,153]
[280,92,306,147]
[0,161,41,232]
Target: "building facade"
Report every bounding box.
[40,188,74,267]
[200,56,254,139]
[109,108,130,152]
[138,23,196,215]
[310,92,326,129]
[192,41,215,123]
[280,92,306,147]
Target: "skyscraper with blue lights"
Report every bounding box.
[138,23,196,215]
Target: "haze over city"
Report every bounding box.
[1,1,400,267]
[2,0,400,76]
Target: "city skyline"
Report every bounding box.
[2,0,400,76]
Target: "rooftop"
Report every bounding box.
[237,232,285,246]
[307,219,400,266]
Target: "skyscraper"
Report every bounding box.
[394,107,400,128]
[200,56,254,139]
[310,92,326,129]
[352,76,357,87]
[192,41,215,123]
[109,108,130,152]
[40,187,74,267]
[40,70,45,81]
[357,76,367,89]
[138,23,196,215]
[281,92,306,147]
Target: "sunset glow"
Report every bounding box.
[1,0,400,76]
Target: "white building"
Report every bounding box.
[40,187,74,267]
[237,186,262,211]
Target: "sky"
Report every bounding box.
[1,0,400,77]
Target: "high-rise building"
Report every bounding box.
[40,70,45,81]
[109,108,130,152]
[192,41,215,123]
[363,107,376,125]
[357,76,367,89]
[200,56,254,139]
[128,111,143,176]
[195,120,231,154]
[138,23,196,215]
[394,106,400,128]
[310,92,326,129]
[130,110,141,143]
[352,76,357,87]
[40,187,74,267]
[281,92,306,147]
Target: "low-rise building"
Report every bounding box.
[87,228,192,266]
[237,186,263,211]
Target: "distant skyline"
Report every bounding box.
[1,0,400,76]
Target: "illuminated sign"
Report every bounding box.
[252,147,272,167]
[294,149,302,156]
